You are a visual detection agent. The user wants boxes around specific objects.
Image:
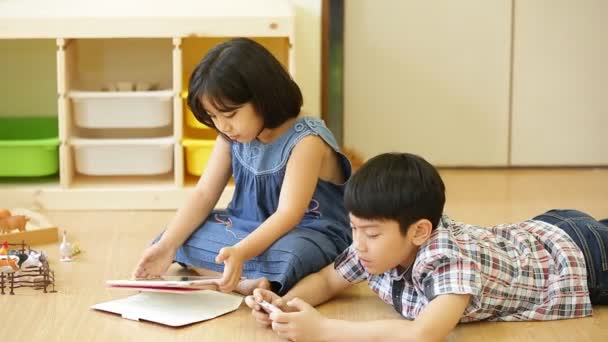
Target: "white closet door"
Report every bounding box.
[344,0,511,166]
[511,0,608,165]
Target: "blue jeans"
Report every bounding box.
[533,209,608,304]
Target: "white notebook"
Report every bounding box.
[91,290,243,327]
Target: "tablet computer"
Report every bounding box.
[106,276,221,291]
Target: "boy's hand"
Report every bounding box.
[216,246,245,292]
[269,298,328,342]
[245,288,285,327]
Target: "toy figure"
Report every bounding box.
[0,215,29,234]
[0,241,8,255]
[59,230,73,262]
[0,209,10,220]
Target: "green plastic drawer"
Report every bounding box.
[0,117,60,177]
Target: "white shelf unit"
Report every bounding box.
[0,0,294,210]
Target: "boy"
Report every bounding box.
[245,152,608,341]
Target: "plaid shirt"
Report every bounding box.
[334,215,592,322]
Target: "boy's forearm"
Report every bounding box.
[318,294,467,342]
[310,294,469,342]
[321,319,424,342]
[281,270,340,307]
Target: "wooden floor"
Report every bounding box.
[1,169,608,341]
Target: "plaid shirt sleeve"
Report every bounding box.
[418,256,482,302]
[333,245,368,283]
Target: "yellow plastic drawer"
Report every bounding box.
[181,91,210,130]
[182,138,215,176]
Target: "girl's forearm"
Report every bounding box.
[234,210,301,260]
[158,190,218,249]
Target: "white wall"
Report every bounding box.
[511,0,608,165]
[292,0,321,117]
[343,0,511,166]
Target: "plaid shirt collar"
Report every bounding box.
[389,264,410,280]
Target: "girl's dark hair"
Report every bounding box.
[187,37,303,130]
[345,153,446,235]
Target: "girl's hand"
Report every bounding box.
[269,298,328,341]
[216,246,245,292]
[132,242,176,279]
[245,288,285,328]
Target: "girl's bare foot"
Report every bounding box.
[190,266,222,276]
[190,266,269,295]
[235,277,270,296]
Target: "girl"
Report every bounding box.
[133,38,352,295]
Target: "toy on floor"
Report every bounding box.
[59,230,80,262]
[0,240,56,295]
[0,209,29,234]
[0,208,58,245]
[0,241,8,255]
[0,209,11,220]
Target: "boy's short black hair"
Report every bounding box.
[345,153,446,235]
[187,37,303,130]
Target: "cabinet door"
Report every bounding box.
[343,0,511,166]
[511,0,608,165]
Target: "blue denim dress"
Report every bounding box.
[173,117,352,294]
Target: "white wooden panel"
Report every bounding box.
[0,0,293,38]
[511,0,608,165]
[344,0,511,166]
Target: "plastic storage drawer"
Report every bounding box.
[181,91,210,130]
[71,136,174,176]
[182,138,215,176]
[70,91,173,128]
[0,117,60,177]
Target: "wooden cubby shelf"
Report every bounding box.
[0,0,294,210]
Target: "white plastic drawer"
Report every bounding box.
[69,90,173,129]
[70,136,174,176]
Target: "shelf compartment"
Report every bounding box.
[70,136,174,176]
[0,39,57,117]
[0,117,60,177]
[66,38,173,91]
[182,138,215,176]
[69,90,173,129]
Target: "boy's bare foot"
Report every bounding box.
[235,277,270,296]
